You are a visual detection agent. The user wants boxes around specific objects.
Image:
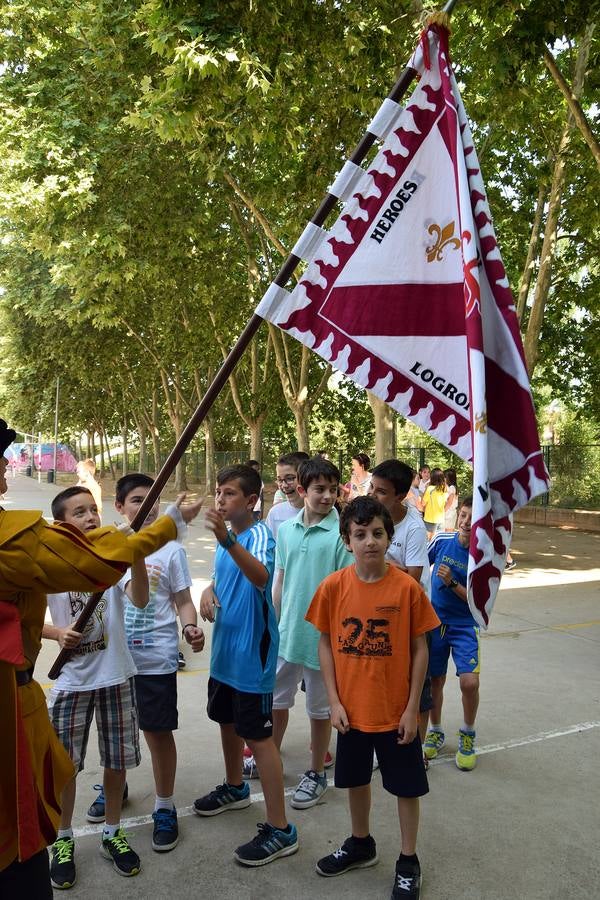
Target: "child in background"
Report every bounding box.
[424,496,479,771]
[421,468,449,539]
[196,465,297,866]
[265,452,309,538]
[76,458,102,518]
[443,468,458,531]
[270,457,352,809]
[306,496,439,898]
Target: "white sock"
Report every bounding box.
[429,723,443,732]
[57,828,73,840]
[103,823,120,839]
[154,795,174,812]
[461,723,475,734]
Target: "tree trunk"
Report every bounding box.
[543,43,600,171]
[205,417,216,495]
[138,422,147,474]
[294,407,310,453]
[102,430,116,480]
[249,418,264,464]
[524,27,593,373]
[90,432,96,462]
[121,422,128,477]
[98,424,105,477]
[516,179,548,323]
[150,390,162,475]
[86,432,92,459]
[367,392,396,463]
[173,417,188,492]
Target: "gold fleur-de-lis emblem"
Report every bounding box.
[426,221,461,262]
[475,412,487,433]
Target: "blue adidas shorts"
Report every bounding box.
[429,624,480,677]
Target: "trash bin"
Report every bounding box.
[47,469,55,484]
[25,465,32,477]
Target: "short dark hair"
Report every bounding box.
[297,456,340,490]
[352,452,371,471]
[371,459,413,496]
[217,464,261,497]
[339,496,394,542]
[116,473,155,505]
[459,494,473,510]
[277,451,309,470]
[52,486,93,520]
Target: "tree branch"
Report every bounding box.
[543,44,600,172]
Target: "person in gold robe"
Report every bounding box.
[0,419,201,895]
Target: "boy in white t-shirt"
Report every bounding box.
[111,474,204,854]
[369,460,433,745]
[264,452,309,539]
[44,486,202,888]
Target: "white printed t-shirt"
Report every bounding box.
[386,507,432,597]
[47,586,136,692]
[122,540,192,675]
[265,500,303,539]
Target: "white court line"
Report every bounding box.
[73,720,600,839]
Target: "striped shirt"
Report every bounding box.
[210,521,278,694]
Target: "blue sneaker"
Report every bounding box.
[193,781,251,817]
[234,822,298,867]
[152,807,179,852]
[87,782,129,823]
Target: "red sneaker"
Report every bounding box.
[324,751,334,769]
[243,745,253,759]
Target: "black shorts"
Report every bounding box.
[135,672,178,732]
[207,677,273,741]
[335,729,429,798]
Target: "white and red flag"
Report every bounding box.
[256,23,550,627]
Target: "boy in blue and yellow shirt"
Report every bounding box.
[424,495,479,770]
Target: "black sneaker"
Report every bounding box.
[86,781,129,823]
[152,807,179,852]
[316,835,378,877]
[234,822,298,867]
[391,857,421,898]
[178,651,186,669]
[100,828,141,877]
[193,781,251,816]
[50,837,76,889]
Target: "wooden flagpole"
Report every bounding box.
[49,0,459,679]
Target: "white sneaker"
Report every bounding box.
[290,770,328,809]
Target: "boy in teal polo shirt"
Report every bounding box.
[271,456,353,809]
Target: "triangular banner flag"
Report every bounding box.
[257,23,550,627]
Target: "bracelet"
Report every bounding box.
[219,531,237,550]
[182,623,195,638]
[449,578,458,589]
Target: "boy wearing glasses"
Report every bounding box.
[265,452,309,539]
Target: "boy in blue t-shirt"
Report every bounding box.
[424,495,479,770]
[195,464,298,866]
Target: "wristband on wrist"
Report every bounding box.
[182,623,195,638]
[449,578,458,589]
[219,530,237,550]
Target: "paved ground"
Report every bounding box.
[3,474,599,899]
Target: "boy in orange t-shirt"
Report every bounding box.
[306,496,439,899]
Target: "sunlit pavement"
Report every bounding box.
[6,475,599,899]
